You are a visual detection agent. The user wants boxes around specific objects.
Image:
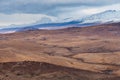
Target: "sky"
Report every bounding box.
[0,0,120,28]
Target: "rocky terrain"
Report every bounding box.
[1,61,120,80]
[0,23,120,80]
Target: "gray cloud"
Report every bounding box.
[0,0,120,27]
[0,0,120,15]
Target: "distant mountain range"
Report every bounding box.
[0,10,120,33]
[79,10,120,24]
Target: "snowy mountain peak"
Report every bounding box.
[80,10,120,24]
[102,10,117,13]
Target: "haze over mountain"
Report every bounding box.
[80,10,120,23]
[0,10,120,34]
[0,0,120,29]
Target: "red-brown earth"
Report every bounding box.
[0,23,120,80]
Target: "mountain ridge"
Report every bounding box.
[0,10,120,33]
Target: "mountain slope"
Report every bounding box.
[80,10,120,24]
[0,23,120,80]
[0,10,120,33]
[1,61,119,80]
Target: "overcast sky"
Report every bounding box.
[0,0,120,27]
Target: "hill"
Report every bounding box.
[0,22,120,80]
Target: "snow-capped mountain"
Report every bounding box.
[53,10,120,24]
[0,10,120,34]
[80,10,120,24]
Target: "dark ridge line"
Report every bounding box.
[0,61,101,74]
[0,61,117,75]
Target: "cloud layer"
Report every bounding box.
[0,0,120,27]
[0,0,120,14]
[0,13,56,27]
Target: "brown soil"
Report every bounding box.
[0,22,120,80]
